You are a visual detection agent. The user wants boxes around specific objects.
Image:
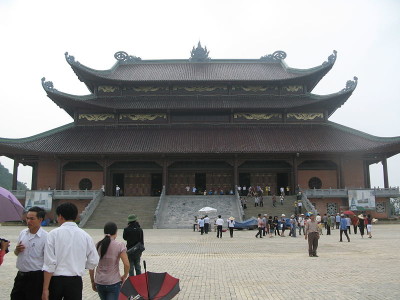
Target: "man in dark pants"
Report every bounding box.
[42,203,99,300]
[340,214,350,242]
[123,214,145,276]
[204,215,210,234]
[216,215,224,238]
[11,206,48,300]
[305,213,320,257]
[255,214,264,238]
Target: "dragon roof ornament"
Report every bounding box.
[322,50,337,66]
[41,77,57,92]
[64,52,81,65]
[189,42,210,62]
[260,51,287,62]
[340,76,358,93]
[114,51,142,62]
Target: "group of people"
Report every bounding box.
[2,203,144,300]
[195,215,236,238]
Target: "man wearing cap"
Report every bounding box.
[305,213,319,257]
[123,214,144,276]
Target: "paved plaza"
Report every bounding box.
[1,224,399,300]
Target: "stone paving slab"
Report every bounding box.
[1,224,399,299]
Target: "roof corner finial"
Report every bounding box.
[190,42,210,62]
[323,50,337,66]
[41,77,56,91]
[340,76,358,93]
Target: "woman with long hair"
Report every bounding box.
[90,222,130,300]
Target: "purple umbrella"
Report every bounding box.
[0,187,24,222]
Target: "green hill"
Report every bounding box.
[0,162,28,190]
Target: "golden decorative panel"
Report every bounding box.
[132,87,161,92]
[173,86,225,92]
[283,85,303,92]
[287,113,323,120]
[98,86,118,93]
[233,86,278,92]
[120,114,167,121]
[78,114,115,121]
[234,113,282,120]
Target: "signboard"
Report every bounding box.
[25,191,53,211]
[348,189,375,211]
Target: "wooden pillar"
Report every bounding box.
[12,159,19,190]
[293,156,298,193]
[234,157,238,189]
[31,162,38,190]
[56,159,62,190]
[382,157,389,188]
[339,158,344,189]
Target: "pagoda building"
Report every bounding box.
[1,43,400,204]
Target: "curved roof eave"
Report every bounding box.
[64,50,337,93]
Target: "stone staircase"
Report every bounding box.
[156,195,240,229]
[84,196,159,229]
[243,195,299,219]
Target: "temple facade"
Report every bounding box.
[1,44,399,210]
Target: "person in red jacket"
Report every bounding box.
[0,238,10,265]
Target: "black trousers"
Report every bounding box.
[229,227,234,237]
[217,225,223,238]
[340,229,350,242]
[336,222,340,229]
[204,223,209,234]
[49,276,83,300]
[255,227,263,238]
[11,270,44,300]
[353,225,358,234]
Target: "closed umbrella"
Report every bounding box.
[0,187,24,222]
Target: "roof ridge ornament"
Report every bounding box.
[260,51,287,62]
[340,76,358,93]
[114,51,142,62]
[41,77,57,92]
[65,52,80,65]
[189,42,210,62]
[322,50,337,66]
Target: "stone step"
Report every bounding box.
[243,195,300,219]
[84,196,159,229]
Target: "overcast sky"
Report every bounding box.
[0,0,399,188]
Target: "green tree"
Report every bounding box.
[0,162,28,190]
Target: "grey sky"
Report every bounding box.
[0,0,399,188]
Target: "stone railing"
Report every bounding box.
[79,191,104,228]
[12,189,101,200]
[304,187,400,198]
[235,185,244,221]
[153,186,165,228]
[301,193,317,215]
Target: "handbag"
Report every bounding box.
[127,242,145,255]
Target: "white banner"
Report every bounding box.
[348,189,375,211]
[25,191,53,211]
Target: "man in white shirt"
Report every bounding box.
[42,202,99,300]
[115,185,120,196]
[204,215,210,234]
[216,215,224,238]
[11,206,48,300]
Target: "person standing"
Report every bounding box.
[358,214,365,238]
[273,216,280,236]
[10,206,47,300]
[339,214,350,242]
[42,202,99,300]
[262,214,267,237]
[216,215,224,238]
[335,213,341,229]
[345,215,351,234]
[198,217,205,235]
[123,214,144,276]
[255,214,263,238]
[101,184,105,196]
[90,222,129,300]
[227,217,235,238]
[305,213,319,257]
[115,185,120,197]
[326,214,331,235]
[351,215,359,235]
[204,215,210,234]
[0,238,10,266]
[267,216,274,238]
[272,194,277,207]
[298,214,305,236]
[366,214,373,238]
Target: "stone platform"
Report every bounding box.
[0,224,399,299]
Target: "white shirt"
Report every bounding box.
[43,222,99,276]
[216,218,224,226]
[16,227,48,272]
[204,217,210,224]
[227,219,235,227]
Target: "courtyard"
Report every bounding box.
[0,224,399,299]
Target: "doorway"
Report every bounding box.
[239,173,251,196]
[195,173,206,194]
[112,173,124,196]
[151,173,162,196]
[276,173,289,195]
